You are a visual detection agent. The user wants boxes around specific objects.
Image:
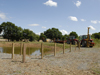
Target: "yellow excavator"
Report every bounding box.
[79,27,95,47]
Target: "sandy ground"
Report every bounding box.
[0,47,100,75]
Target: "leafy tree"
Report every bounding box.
[62,34,69,40]
[69,31,78,38]
[11,26,23,41]
[22,29,36,41]
[92,32,100,39]
[35,35,40,41]
[44,28,62,40]
[0,22,38,41]
[39,33,46,41]
[62,36,66,41]
[0,22,19,41]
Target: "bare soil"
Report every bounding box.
[0,46,100,75]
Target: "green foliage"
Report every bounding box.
[92,32,100,39]
[44,28,62,40]
[0,22,38,41]
[62,35,68,41]
[22,29,37,41]
[69,31,78,38]
[35,35,40,41]
[0,22,18,41]
[39,33,46,41]
[92,68,100,75]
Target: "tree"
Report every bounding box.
[69,31,78,38]
[22,29,36,41]
[62,34,69,41]
[39,33,46,41]
[35,35,40,41]
[92,32,100,39]
[0,22,19,41]
[0,21,45,41]
[44,28,62,40]
[11,26,23,41]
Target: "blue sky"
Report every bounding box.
[0,0,100,36]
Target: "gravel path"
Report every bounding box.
[0,47,100,75]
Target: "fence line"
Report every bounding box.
[0,42,81,63]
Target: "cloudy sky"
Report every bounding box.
[0,0,100,35]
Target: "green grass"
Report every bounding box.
[91,68,100,75]
[92,38,100,48]
[0,41,74,49]
[43,42,70,49]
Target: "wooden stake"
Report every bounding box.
[22,43,26,63]
[70,42,71,52]
[12,43,14,59]
[63,42,65,54]
[79,42,80,50]
[20,43,22,55]
[75,41,76,51]
[41,43,43,59]
[54,43,56,56]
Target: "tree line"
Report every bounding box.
[0,22,39,41]
[39,28,78,41]
[91,32,100,39]
[0,21,83,42]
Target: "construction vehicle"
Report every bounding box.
[79,27,95,47]
[67,36,78,45]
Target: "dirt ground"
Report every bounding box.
[0,46,100,75]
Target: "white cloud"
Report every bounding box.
[42,26,46,29]
[98,21,100,23]
[74,1,81,7]
[81,19,86,22]
[60,30,68,35]
[88,25,95,30]
[36,32,41,35]
[44,0,57,7]
[0,13,7,20]
[91,20,98,24]
[28,24,39,26]
[69,16,78,21]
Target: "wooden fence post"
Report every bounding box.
[63,42,65,54]
[54,43,56,56]
[41,43,43,59]
[12,43,14,59]
[79,42,80,50]
[70,42,71,52]
[22,43,26,63]
[20,43,22,55]
[75,41,77,50]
